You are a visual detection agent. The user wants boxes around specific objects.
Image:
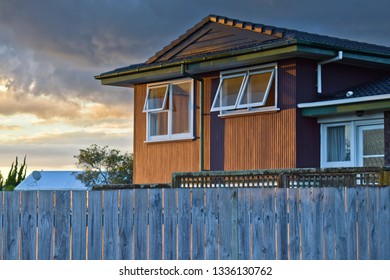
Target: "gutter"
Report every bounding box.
[297,93,390,108]
[180,64,205,172]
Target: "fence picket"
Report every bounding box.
[54,191,71,260]
[276,187,287,260]
[205,188,218,260]
[164,189,177,260]
[88,191,103,260]
[38,191,54,260]
[237,188,250,260]
[192,188,205,260]
[149,188,162,260]
[0,192,3,260]
[288,188,300,260]
[312,188,324,259]
[251,188,263,259]
[263,188,276,259]
[357,187,369,260]
[4,191,19,260]
[323,187,335,260]
[134,189,148,260]
[178,189,191,259]
[368,187,379,259]
[334,187,347,259]
[300,188,312,260]
[379,187,389,259]
[346,188,357,259]
[103,190,119,260]
[21,191,37,260]
[72,191,87,260]
[219,188,238,259]
[119,189,133,260]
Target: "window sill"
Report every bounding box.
[218,107,280,118]
[144,136,195,144]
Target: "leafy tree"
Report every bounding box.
[0,172,3,190]
[74,144,133,188]
[2,156,27,191]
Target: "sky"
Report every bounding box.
[0,0,389,177]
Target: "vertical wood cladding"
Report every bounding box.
[133,84,200,184]
[223,60,297,170]
[385,111,390,166]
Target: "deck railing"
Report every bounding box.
[172,167,390,188]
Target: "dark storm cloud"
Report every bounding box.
[0,0,389,111]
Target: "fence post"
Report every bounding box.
[379,171,390,186]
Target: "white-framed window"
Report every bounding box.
[321,117,384,168]
[210,63,278,116]
[143,79,194,142]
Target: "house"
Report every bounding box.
[95,15,390,184]
[15,171,89,191]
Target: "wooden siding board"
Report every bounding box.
[103,191,119,260]
[88,191,103,260]
[54,191,71,260]
[37,191,54,260]
[119,189,134,260]
[3,192,19,260]
[205,188,219,259]
[164,188,177,260]
[134,189,149,260]
[149,188,163,260]
[71,191,87,260]
[21,191,37,260]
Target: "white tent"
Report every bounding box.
[15,171,89,191]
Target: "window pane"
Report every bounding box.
[327,125,351,162]
[363,129,384,155]
[220,75,244,107]
[172,82,190,134]
[145,86,168,110]
[149,112,168,136]
[239,71,272,106]
[363,157,384,167]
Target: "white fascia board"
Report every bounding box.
[297,94,390,108]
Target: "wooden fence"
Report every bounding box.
[0,186,389,260]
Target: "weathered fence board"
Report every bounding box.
[163,188,176,260]
[205,188,218,259]
[134,189,148,260]
[1,186,389,260]
[149,188,162,260]
[38,191,54,259]
[288,188,300,260]
[72,191,87,260]
[119,189,133,260]
[88,191,102,260]
[178,189,191,259]
[0,192,3,260]
[21,191,36,260]
[379,187,390,259]
[103,190,119,260]
[4,191,19,260]
[192,188,205,260]
[54,191,71,260]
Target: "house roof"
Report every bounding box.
[298,76,390,116]
[96,14,390,86]
[15,171,89,191]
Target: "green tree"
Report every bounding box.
[0,171,4,190]
[2,156,27,191]
[74,144,133,188]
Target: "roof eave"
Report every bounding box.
[95,41,390,87]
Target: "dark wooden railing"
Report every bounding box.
[172,167,390,188]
